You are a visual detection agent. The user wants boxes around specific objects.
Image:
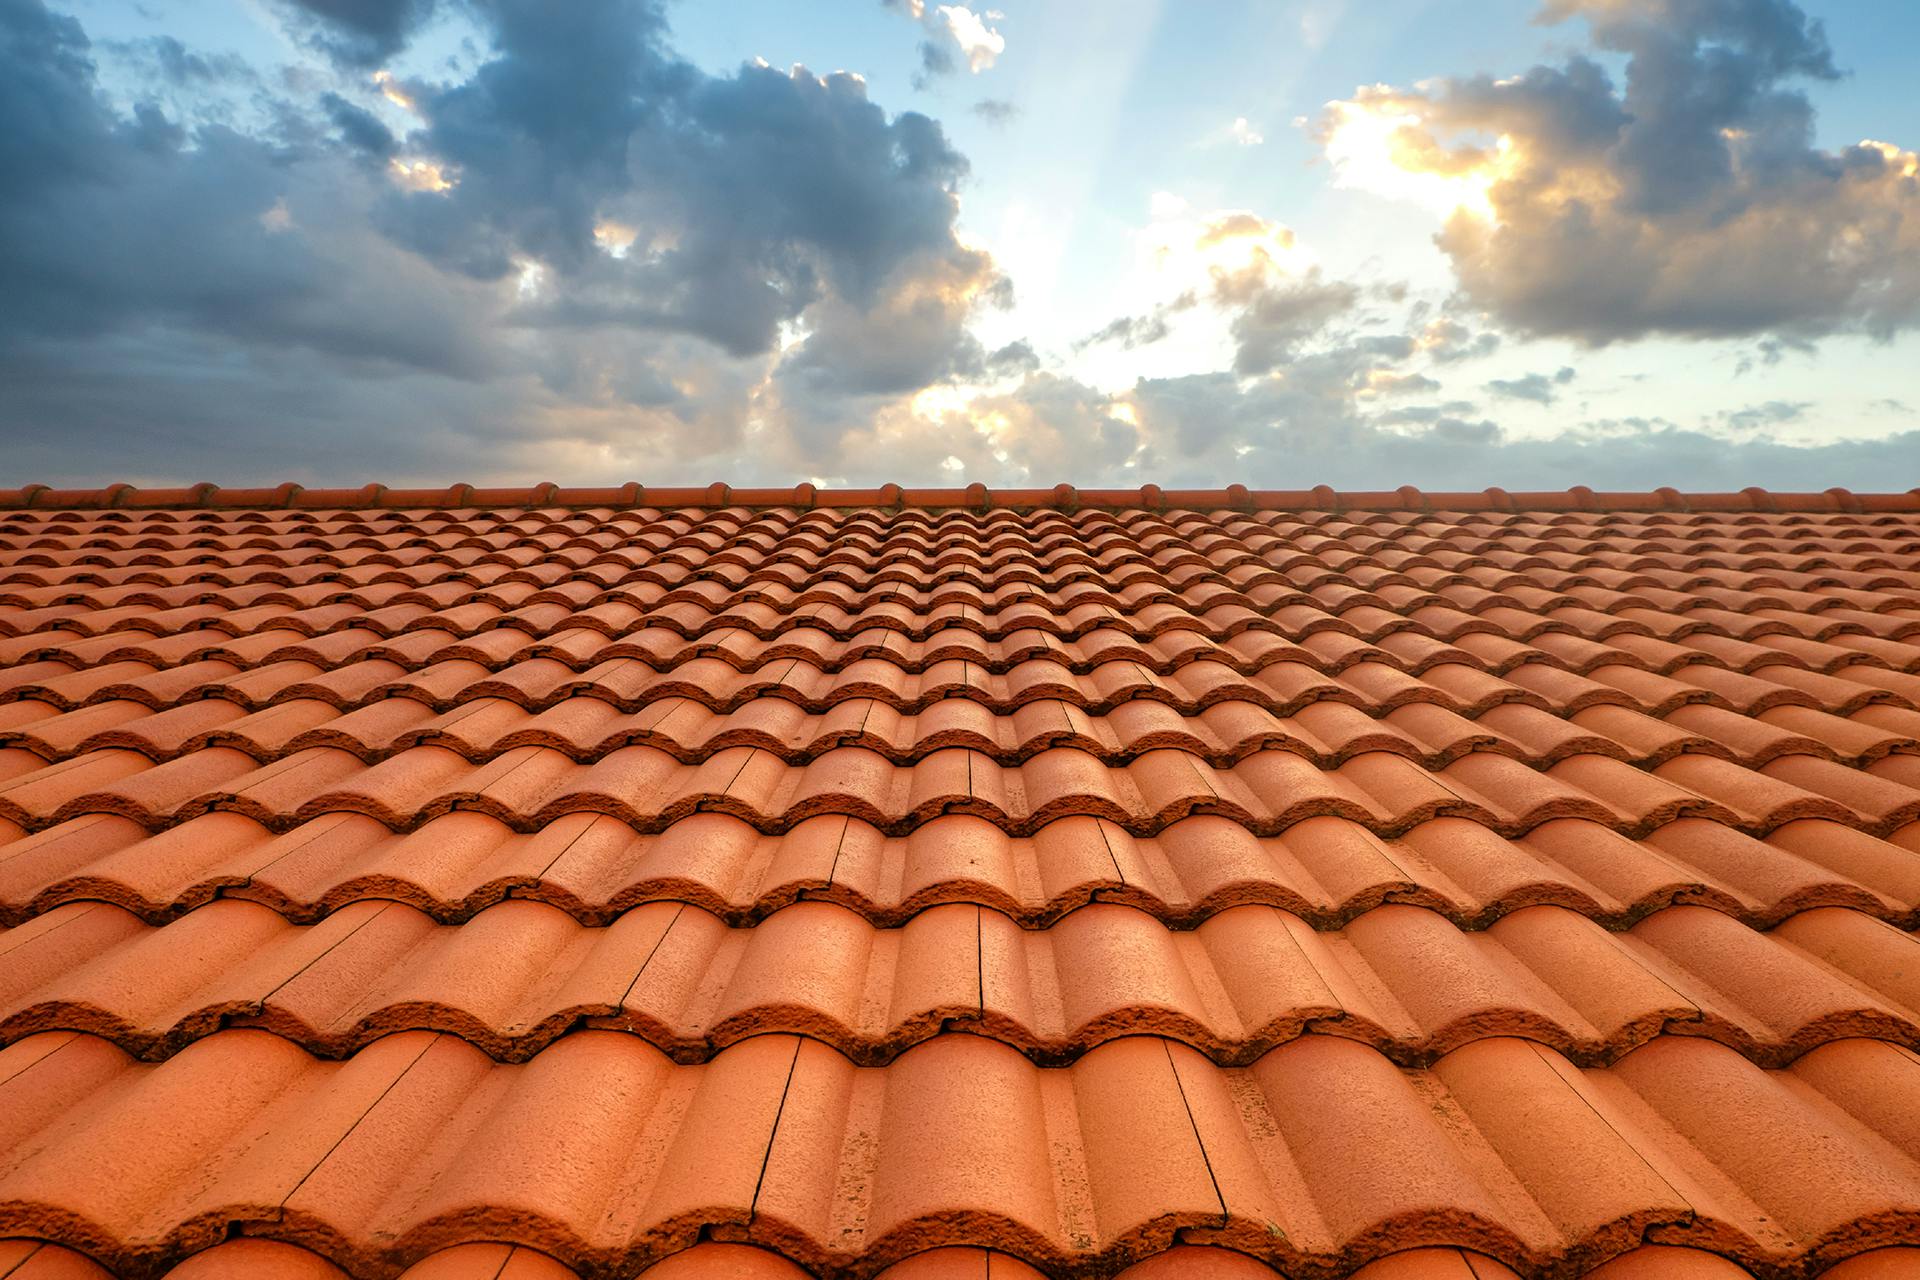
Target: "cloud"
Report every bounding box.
[1076,291,1197,351]
[1733,336,1802,375]
[1087,206,1363,376]
[908,372,1141,478]
[972,98,1018,124]
[984,339,1041,375]
[0,2,491,375]
[4,0,1914,492]
[110,34,254,86]
[1191,212,1360,375]
[773,243,1008,398]
[1364,370,1440,396]
[884,1,1005,84]
[1486,365,1575,403]
[805,289,1912,490]
[0,0,1005,484]
[1416,314,1502,363]
[1201,117,1265,148]
[1719,398,1809,430]
[1116,369,1920,491]
[1319,0,1920,344]
[383,3,996,364]
[1216,270,1360,376]
[936,6,1005,72]
[320,91,398,158]
[271,0,441,69]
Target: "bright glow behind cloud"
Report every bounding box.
[388,157,455,192]
[1319,93,1514,221]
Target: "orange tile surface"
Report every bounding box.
[1,487,1919,1278]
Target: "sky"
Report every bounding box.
[2,0,1918,489]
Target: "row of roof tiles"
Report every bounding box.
[10,1240,1915,1280]
[7,520,1919,570]
[4,811,1913,932]
[3,572,1912,629]
[4,1030,1919,1277]
[5,532,1919,565]
[3,521,1914,565]
[6,608,1918,680]
[5,607,1914,679]
[5,574,1912,625]
[7,602,1912,667]
[0,598,1899,683]
[4,694,1914,777]
[2,741,1916,840]
[8,482,1920,513]
[4,526,1917,566]
[3,896,1915,1069]
[5,655,1916,729]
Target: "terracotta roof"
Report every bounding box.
[0,490,1918,1279]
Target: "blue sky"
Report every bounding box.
[5,0,1918,487]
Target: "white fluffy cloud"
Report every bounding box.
[883,0,1006,83]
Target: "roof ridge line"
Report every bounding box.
[2,481,1916,514]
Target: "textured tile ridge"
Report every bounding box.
[0,656,1914,737]
[6,481,1920,513]
[3,1030,1920,1278]
[2,741,1917,842]
[3,898,1916,1069]
[6,1239,1920,1279]
[2,693,1913,780]
[3,812,1916,933]
[3,590,1913,656]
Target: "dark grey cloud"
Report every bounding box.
[320,91,397,158]
[1546,0,1838,215]
[1733,336,1804,374]
[973,98,1018,124]
[1376,401,1483,425]
[984,340,1041,376]
[1216,270,1360,376]
[0,0,485,373]
[1329,0,1920,344]
[915,39,956,87]
[1719,398,1809,430]
[1354,334,1417,361]
[1076,291,1196,351]
[113,34,254,85]
[366,0,995,364]
[774,244,1008,402]
[1082,313,1173,350]
[1486,366,1575,404]
[0,0,1003,483]
[272,0,441,68]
